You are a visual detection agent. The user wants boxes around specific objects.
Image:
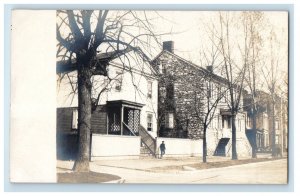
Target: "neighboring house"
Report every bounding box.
[244,90,288,154]
[151,41,252,157]
[56,50,159,160]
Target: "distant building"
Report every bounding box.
[243,90,288,155]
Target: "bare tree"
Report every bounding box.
[214,12,248,160]
[56,10,162,172]
[193,74,227,163]
[195,32,228,163]
[241,11,265,158]
[262,29,287,157]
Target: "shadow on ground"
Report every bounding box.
[148,157,285,172]
[57,171,121,183]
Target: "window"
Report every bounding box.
[275,121,279,130]
[265,133,269,147]
[206,82,211,98]
[225,91,230,102]
[275,135,279,144]
[115,71,122,91]
[221,87,227,103]
[115,79,122,91]
[211,83,214,99]
[165,113,174,129]
[217,86,221,98]
[147,113,153,131]
[147,81,153,99]
[158,63,165,74]
[72,109,78,129]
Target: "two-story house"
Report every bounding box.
[56,50,159,160]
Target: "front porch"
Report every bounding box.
[107,100,144,136]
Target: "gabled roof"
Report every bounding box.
[56,48,133,74]
[151,50,228,84]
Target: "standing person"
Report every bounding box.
[160,141,166,158]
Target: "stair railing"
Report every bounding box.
[122,122,137,136]
[139,125,157,157]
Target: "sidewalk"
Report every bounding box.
[57,154,287,183]
[92,156,225,171]
[57,153,274,174]
[92,153,274,172]
[89,156,287,184]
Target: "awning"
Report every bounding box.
[107,100,144,110]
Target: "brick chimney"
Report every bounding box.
[163,41,174,53]
[206,65,213,73]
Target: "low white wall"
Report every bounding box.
[156,137,203,157]
[91,134,141,160]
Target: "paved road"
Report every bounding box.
[91,159,287,184]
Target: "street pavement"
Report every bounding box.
[57,156,287,184]
[91,157,287,184]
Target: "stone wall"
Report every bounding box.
[155,52,207,139]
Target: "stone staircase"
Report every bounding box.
[139,125,157,158]
[214,138,230,156]
[139,143,156,159]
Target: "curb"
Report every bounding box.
[177,158,286,174]
[103,178,126,184]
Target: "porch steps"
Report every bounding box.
[214,138,230,156]
[139,125,157,157]
[139,145,156,159]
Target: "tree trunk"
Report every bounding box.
[231,114,238,160]
[271,99,276,157]
[252,110,257,158]
[202,127,207,163]
[73,66,92,172]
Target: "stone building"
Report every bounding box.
[151,41,252,157]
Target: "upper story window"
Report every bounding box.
[217,85,221,98]
[206,81,211,98]
[115,71,123,91]
[165,112,174,129]
[211,83,214,99]
[147,80,153,99]
[275,121,279,130]
[156,61,166,74]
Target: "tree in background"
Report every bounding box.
[262,28,288,157]
[213,12,248,160]
[241,11,265,158]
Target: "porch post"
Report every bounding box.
[121,105,124,135]
[106,110,109,135]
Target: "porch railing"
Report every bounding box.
[139,125,157,157]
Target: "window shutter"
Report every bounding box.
[72,109,78,129]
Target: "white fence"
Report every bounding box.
[91,134,141,160]
[156,137,203,157]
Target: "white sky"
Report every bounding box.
[58,10,288,92]
[144,11,288,93]
[151,11,288,71]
